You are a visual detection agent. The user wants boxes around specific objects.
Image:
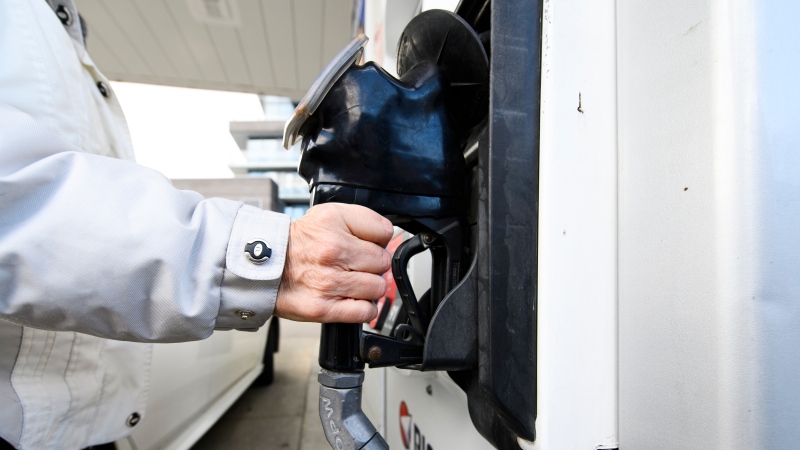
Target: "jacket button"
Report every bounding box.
[96,81,110,98]
[126,412,141,427]
[244,239,271,263]
[55,4,73,26]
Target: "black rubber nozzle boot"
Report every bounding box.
[298,60,465,219]
[295,9,488,221]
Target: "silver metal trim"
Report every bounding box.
[236,310,256,320]
[283,34,369,149]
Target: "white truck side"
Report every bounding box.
[362,0,800,448]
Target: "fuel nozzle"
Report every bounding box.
[284,9,488,450]
[318,370,388,450]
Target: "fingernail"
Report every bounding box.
[384,219,393,236]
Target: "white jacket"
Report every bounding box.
[0,1,289,448]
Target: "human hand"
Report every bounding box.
[274,203,393,323]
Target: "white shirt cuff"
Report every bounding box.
[215,205,290,330]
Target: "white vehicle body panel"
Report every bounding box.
[364,0,800,448]
[617,0,800,447]
[385,370,492,450]
[122,325,270,450]
[363,360,494,450]
[533,0,619,447]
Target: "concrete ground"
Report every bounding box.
[192,320,329,450]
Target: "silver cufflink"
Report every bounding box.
[237,310,256,320]
[244,239,271,263]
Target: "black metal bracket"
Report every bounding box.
[422,257,479,371]
[391,234,431,337]
[359,257,479,373]
[360,331,424,368]
[457,0,541,446]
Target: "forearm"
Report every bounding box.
[0,103,289,342]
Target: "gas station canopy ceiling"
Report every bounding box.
[75,0,357,99]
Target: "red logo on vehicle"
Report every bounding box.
[399,401,412,448]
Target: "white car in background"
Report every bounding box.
[115,317,280,450]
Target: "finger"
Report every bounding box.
[322,298,379,323]
[337,204,393,247]
[328,272,387,300]
[341,238,392,274]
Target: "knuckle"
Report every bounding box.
[340,302,369,323]
[382,218,393,237]
[363,275,386,300]
[316,271,340,293]
[318,240,343,263]
[307,268,332,291]
[381,249,392,272]
[368,247,391,274]
[307,302,330,322]
[328,302,354,323]
[374,277,388,298]
[360,302,378,322]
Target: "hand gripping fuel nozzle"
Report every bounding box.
[283,10,489,449]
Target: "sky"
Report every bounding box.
[112,82,264,180]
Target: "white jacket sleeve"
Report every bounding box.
[0,102,290,342]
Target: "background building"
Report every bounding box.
[228,96,310,220]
